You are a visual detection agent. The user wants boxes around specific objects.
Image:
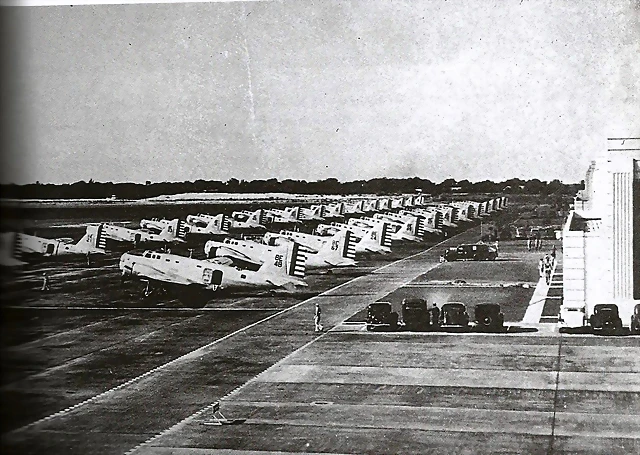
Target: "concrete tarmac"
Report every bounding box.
[5,221,639,455]
[132,236,639,455]
[2,224,482,454]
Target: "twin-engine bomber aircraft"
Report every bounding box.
[101,222,186,247]
[119,241,307,307]
[1,224,107,265]
[184,214,231,236]
[139,218,189,239]
[205,229,357,270]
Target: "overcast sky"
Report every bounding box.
[3,0,639,184]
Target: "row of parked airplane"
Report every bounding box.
[2,195,508,306]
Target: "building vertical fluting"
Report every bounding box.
[559,139,639,328]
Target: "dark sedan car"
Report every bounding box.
[474,303,505,332]
[440,243,498,262]
[366,302,399,332]
[590,304,623,333]
[439,302,470,329]
[401,298,431,331]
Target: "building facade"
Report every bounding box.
[560,140,639,327]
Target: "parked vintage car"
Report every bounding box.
[589,304,623,333]
[474,303,505,331]
[401,298,431,331]
[440,243,498,262]
[439,302,470,329]
[366,302,399,332]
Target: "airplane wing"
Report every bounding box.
[213,245,262,265]
[131,261,198,286]
[206,257,235,266]
[207,255,261,271]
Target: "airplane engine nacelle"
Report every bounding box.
[263,233,278,246]
[204,242,218,259]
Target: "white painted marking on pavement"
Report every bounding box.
[124,228,477,454]
[521,261,557,324]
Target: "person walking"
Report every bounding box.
[86,251,91,266]
[41,272,51,292]
[538,258,545,280]
[551,245,557,263]
[544,255,552,285]
[314,302,323,332]
[527,236,533,251]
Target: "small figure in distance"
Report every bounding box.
[543,255,552,284]
[41,272,51,292]
[86,251,91,266]
[314,302,323,332]
[430,303,440,328]
[538,257,545,280]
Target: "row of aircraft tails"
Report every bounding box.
[2,195,508,306]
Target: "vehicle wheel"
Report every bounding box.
[482,316,493,326]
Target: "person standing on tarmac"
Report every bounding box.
[538,258,545,280]
[430,303,440,329]
[314,302,323,332]
[41,272,51,292]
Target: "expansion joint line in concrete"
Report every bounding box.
[123,226,481,455]
[8,299,313,435]
[124,330,334,455]
[548,333,564,455]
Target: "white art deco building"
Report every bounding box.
[560,139,640,327]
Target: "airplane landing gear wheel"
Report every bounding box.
[143,282,153,298]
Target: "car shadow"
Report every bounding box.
[505,325,539,334]
[560,327,635,336]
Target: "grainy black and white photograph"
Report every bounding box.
[0,0,639,453]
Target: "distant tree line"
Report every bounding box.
[0,177,581,200]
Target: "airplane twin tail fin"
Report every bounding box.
[380,222,392,248]
[13,232,24,258]
[259,241,307,279]
[221,215,231,232]
[317,229,355,261]
[78,224,107,250]
[159,219,184,240]
[415,216,426,238]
